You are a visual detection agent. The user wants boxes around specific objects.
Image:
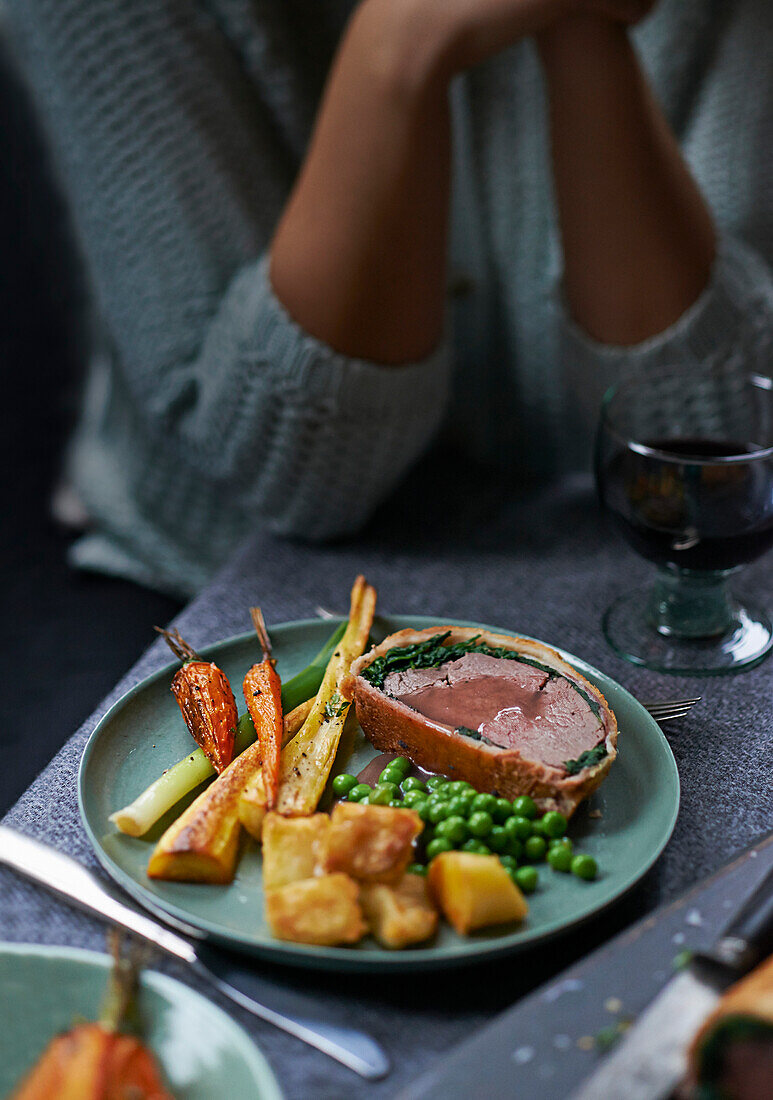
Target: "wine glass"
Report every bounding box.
[595,363,773,674]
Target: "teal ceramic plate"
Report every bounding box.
[0,943,282,1098]
[79,616,680,971]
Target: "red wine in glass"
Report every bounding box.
[599,437,773,572]
[595,368,773,674]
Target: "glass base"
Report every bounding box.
[602,587,773,674]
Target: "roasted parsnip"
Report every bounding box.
[243,608,283,807]
[268,575,376,819]
[146,698,313,883]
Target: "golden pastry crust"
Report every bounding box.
[344,627,618,817]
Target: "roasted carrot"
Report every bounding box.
[242,608,283,808]
[155,627,237,774]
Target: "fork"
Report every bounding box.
[640,697,701,722]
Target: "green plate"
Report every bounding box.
[0,943,282,1098]
[79,616,680,971]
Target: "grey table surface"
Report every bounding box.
[2,464,772,1099]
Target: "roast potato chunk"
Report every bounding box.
[261,812,329,890]
[320,802,422,884]
[264,873,366,946]
[428,852,528,934]
[360,873,439,949]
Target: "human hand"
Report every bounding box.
[356,0,656,83]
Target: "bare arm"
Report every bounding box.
[270,0,569,364]
[272,1,717,364]
[537,14,716,345]
[270,3,451,365]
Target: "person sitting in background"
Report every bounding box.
[5,0,772,597]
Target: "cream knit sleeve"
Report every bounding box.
[561,238,773,425]
[5,0,450,575]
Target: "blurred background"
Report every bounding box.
[0,18,180,813]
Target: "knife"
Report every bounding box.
[0,826,389,1080]
[569,863,773,1100]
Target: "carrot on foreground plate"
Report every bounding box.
[10,933,174,1100]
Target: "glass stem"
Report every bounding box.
[647,566,735,639]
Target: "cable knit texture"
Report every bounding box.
[5,0,773,595]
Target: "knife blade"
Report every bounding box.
[569,864,773,1100]
[0,826,390,1080]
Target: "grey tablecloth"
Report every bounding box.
[2,466,772,1099]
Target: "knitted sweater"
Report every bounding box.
[6,0,773,597]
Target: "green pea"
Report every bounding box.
[487,825,509,853]
[428,800,452,824]
[445,796,466,818]
[415,799,432,822]
[375,782,400,802]
[549,837,573,853]
[403,790,427,809]
[571,854,598,881]
[332,773,358,796]
[426,775,448,791]
[546,845,573,873]
[407,862,427,876]
[454,794,476,816]
[468,811,494,838]
[529,818,548,837]
[347,783,371,802]
[512,795,537,819]
[462,839,491,856]
[505,837,523,860]
[492,798,514,824]
[499,855,519,872]
[504,815,532,842]
[391,757,412,776]
[401,776,426,794]
[426,837,454,860]
[367,786,392,806]
[379,766,404,787]
[541,811,569,838]
[514,866,539,893]
[471,792,498,815]
[436,816,468,845]
[524,836,547,861]
[359,795,372,805]
[445,780,473,796]
[435,791,456,807]
[391,799,405,808]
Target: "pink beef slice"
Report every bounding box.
[383,653,548,698]
[385,652,603,769]
[480,676,604,766]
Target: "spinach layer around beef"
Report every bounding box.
[362,633,608,772]
[564,744,608,775]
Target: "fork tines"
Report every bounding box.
[642,697,701,722]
